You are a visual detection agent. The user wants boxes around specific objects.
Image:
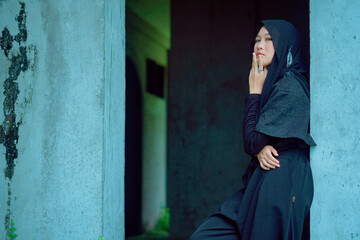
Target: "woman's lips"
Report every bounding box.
[256,53,265,57]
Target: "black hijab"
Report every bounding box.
[251,20,310,120]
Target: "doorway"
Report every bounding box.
[125,0,170,238]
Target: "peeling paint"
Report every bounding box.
[0,2,28,234]
[14,3,27,44]
[0,28,13,57]
[0,2,27,181]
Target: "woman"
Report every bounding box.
[190,20,316,240]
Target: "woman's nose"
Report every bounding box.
[258,40,264,49]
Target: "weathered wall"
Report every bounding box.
[103,0,125,238]
[169,0,309,238]
[126,8,169,232]
[0,0,125,239]
[310,1,360,239]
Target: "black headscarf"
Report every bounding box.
[250,20,310,120]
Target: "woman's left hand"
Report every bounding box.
[248,53,268,94]
[256,145,280,170]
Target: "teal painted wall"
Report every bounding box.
[0,0,125,239]
[310,0,360,238]
[104,0,126,239]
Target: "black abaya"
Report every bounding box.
[190,20,316,240]
[190,72,315,240]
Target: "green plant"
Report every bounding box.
[98,236,105,240]
[7,218,17,240]
[154,207,170,232]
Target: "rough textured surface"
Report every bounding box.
[0,2,28,232]
[310,1,360,239]
[169,0,309,238]
[0,0,125,239]
[103,0,125,239]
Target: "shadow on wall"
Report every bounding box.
[125,56,144,236]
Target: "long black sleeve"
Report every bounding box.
[242,94,272,155]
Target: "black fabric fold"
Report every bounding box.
[255,71,316,146]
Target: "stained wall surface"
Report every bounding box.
[310,1,360,239]
[0,0,125,239]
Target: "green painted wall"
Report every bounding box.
[126,8,170,231]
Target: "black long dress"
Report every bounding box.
[190,20,316,240]
[190,71,316,240]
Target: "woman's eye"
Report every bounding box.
[255,39,260,43]
[266,38,272,41]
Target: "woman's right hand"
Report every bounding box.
[256,145,280,170]
[248,53,267,94]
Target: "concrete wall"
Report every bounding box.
[126,8,169,231]
[169,0,309,238]
[0,1,125,239]
[310,1,360,239]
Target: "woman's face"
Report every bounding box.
[254,26,275,68]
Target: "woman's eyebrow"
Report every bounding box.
[256,33,271,37]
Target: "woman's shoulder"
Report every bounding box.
[274,71,308,96]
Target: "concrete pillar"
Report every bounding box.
[0,0,125,239]
[310,1,360,238]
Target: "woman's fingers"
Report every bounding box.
[252,52,257,71]
[265,151,280,167]
[270,146,279,156]
[266,157,280,167]
[258,56,263,72]
[259,161,270,171]
[262,158,275,169]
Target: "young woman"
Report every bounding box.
[190,20,316,240]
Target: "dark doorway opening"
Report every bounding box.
[125,0,170,239]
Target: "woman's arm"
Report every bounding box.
[243,54,272,155]
[244,53,280,171]
[242,94,272,155]
[242,96,280,170]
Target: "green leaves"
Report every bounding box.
[7,218,17,240]
[7,233,17,239]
